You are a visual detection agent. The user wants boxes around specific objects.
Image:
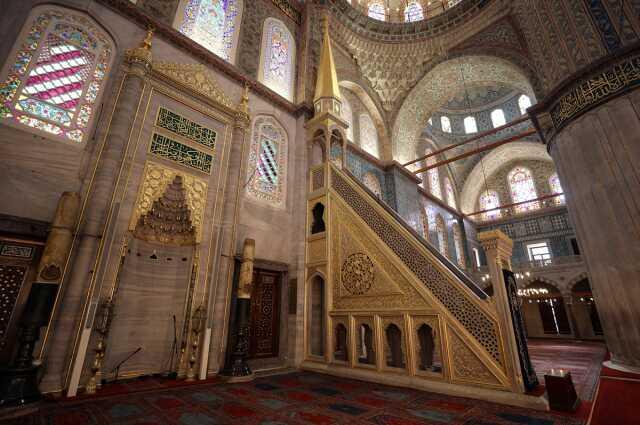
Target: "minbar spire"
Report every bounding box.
[313,15,342,117]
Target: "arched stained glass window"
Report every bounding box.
[491,109,506,128]
[363,172,382,198]
[368,2,386,21]
[0,7,113,143]
[176,0,242,63]
[247,115,287,207]
[341,94,354,142]
[404,1,423,22]
[464,116,477,134]
[479,190,501,221]
[445,178,456,209]
[259,18,295,101]
[440,116,451,133]
[453,223,465,267]
[436,214,448,256]
[549,173,565,205]
[508,167,540,213]
[359,113,379,158]
[518,94,532,115]
[420,207,429,238]
[424,149,442,199]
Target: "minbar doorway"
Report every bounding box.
[248,269,281,359]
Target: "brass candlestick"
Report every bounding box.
[186,306,206,381]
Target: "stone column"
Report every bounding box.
[204,85,250,375]
[548,92,640,372]
[562,293,580,339]
[221,239,255,381]
[60,30,154,397]
[0,192,80,406]
[478,230,525,393]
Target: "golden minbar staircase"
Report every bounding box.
[302,163,539,406]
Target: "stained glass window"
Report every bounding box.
[176,0,242,63]
[363,172,382,198]
[464,116,477,134]
[479,190,501,220]
[549,173,565,205]
[423,149,442,199]
[518,94,532,115]
[491,109,506,128]
[404,2,423,22]
[445,178,456,209]
[426,206,437,231]
[436,214,447,256]
[0,7,113,143]
[441,116,451,133]
[453,223,465,267]
[508,167,540,213]
[359,113,379,158]
[420,207,429,238]
[260,18,295,101]
[368,2,386,21]
[247,116,287,207]
[342,94,354,142]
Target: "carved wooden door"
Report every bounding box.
[248,269,280,359]
[0,239,41,365]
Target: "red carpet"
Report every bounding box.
[589,363,640,425]
[528,339,606,401]
[2,371,585,424]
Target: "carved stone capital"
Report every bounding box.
[478,229,513,265]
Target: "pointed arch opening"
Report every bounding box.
[246,115,288,208]
[174,0,243,64]
[258,18,296,101]
[0,6,115,143]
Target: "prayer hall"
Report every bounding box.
[0,0,638,424]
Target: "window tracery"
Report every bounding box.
[176,0,242,64]
[424,149,442,200]
[453,223,465,267]
[549,173,565,205]
[259,18,295,101]
[404,2,423,22]
[359,113,379,158]
[479,190,501,221]
[508,167,539,213]
[445,177,456,209]
[0,7,113,143]
[491,109,506,128]
[463,116,477,134]
[246,115,287,207]
[436,214,447,256]
[518,94,532,115]
[368,2,386,21]
[440,116,451,133]
[342,94,354,142]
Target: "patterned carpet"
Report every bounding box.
[5,371,585,425]
[527,339,606,401]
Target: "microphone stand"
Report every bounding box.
[111,347,142,383]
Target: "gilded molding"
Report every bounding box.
[152,62,234,110]
[129,162,208,243]
[549,53,640,132]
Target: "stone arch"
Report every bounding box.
[459,142,552,214]
[339,81,391,160]
[393,55,537,163]
[521,276,561,291]
[568,272,590,290]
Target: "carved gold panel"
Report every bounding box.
[446,325,503,388]
[129,161,208,243]
[330,196,430,311]
[307,238,326,264]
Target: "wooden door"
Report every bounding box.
[248,269,280,359]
